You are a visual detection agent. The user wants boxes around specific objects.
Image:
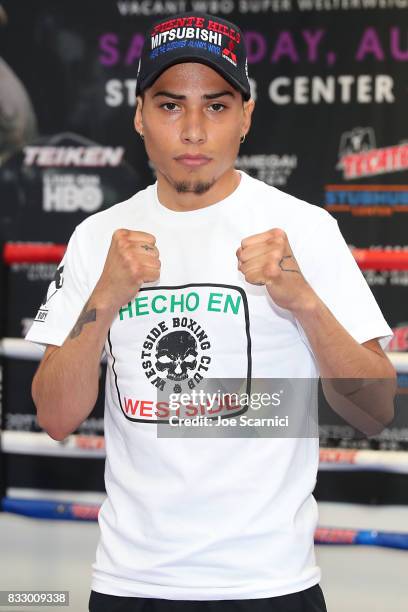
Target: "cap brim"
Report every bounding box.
[138,52,251,101]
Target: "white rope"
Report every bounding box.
[0,338,107,362]
[6,487,107,505]
[319,447,408,473]
[2,431,408,473]
[1,337,407,372]
[1,338,45,360]
[388,351,408,373]
[1,431,106,458]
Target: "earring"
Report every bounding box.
[139,132,144,140]
[240,134,246,144]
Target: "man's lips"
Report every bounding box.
[175,154,212,167]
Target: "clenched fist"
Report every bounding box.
[95,229,161,310]
[236,228,315,312]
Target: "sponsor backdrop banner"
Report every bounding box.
[0,1,407,493]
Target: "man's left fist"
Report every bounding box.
[236,228,315,312]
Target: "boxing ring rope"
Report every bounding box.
[351,248,408,271]
[3,242,66,264]
[1,241,408,548]
[1,495,408,550]
[2,431,408,473]
[4,242,408,269]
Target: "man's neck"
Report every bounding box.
[156,168,241,212]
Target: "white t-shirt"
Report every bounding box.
[26,170,393,600]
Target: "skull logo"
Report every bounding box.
[155,331,197,381]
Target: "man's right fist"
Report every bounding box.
[95,229,161,309]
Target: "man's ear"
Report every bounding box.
[134,95,144,134]
[242,98,255,139]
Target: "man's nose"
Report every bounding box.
[180,108,206,144]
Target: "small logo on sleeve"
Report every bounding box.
[34,264,64,322]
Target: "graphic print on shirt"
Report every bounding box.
[108,283,252,424]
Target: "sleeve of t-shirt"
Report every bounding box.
[293,210,394,352]
[25,226,91,349]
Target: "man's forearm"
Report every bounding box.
[292,290,396,434]
[32,290,118,440]
[293,290,392,378]
[31,227,159,440]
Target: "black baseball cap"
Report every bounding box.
[135,12,251,101]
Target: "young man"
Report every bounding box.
[26,11,395,612]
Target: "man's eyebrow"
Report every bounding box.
[152,90,235,100]
[204,91,235,100]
